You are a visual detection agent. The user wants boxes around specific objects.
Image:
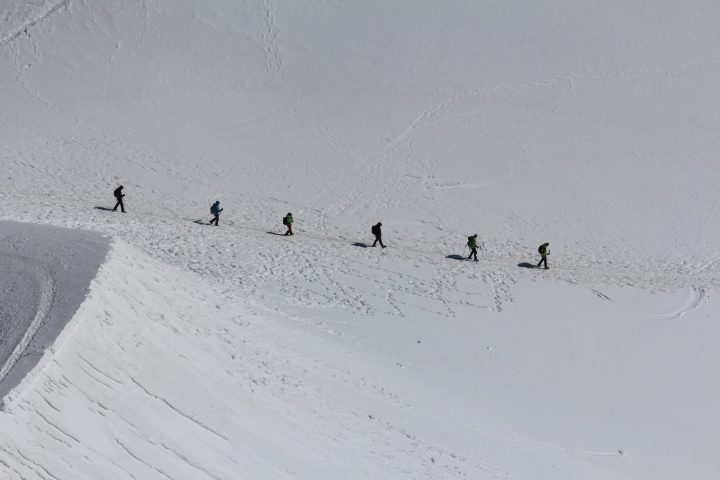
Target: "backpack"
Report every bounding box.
[282,216,288,225]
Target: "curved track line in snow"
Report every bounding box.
[0,269,54,384]
[650,286,706,321]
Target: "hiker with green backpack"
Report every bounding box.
[467,234,479,261]
[537,242,549,269]
[283,212,294,236]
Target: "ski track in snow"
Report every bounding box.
[649,286,707,321]
[0,0,68,47]
[0,266,54,384]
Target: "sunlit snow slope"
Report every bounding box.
[1,1,719,479]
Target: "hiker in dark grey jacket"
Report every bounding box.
[371,222,385,248]
[112,185,125,213]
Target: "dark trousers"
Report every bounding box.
[468,247,478,261]
[112,198,125,212]
[372,234,385,248]
[285,224,293,236]
[537,255,548,269]
[210,214,219,226]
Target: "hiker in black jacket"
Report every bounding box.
[371,222,385,248]
[112,185,125,213]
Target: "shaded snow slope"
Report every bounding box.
[0,221,108,399]
[1,1,719,479]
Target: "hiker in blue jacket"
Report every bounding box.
[210,200,223,226]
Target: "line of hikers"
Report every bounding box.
[108,187,549,268]
[467,235,549,268]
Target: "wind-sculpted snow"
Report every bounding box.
[0,240,717,480]
[0,221,108,400]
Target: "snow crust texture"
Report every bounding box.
[1,1,720,479]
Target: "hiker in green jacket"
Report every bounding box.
[467,234,479,261]
[537,242,549,269]
[283,212,294,236]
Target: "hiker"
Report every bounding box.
[537,242,549,269]
[371,222,385,248]
[467,234,479,261]
[283,212,294,236]
[209,200,223,226]
[112,185,125,212]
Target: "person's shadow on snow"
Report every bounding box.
[446,254,466,261]
[352,242,369,248]
[517,262,537,269]
[93,206,115,212]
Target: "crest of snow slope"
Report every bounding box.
[0,1,719,479]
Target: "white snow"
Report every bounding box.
[1,1,719,479]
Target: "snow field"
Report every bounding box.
[1,0,720,478]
